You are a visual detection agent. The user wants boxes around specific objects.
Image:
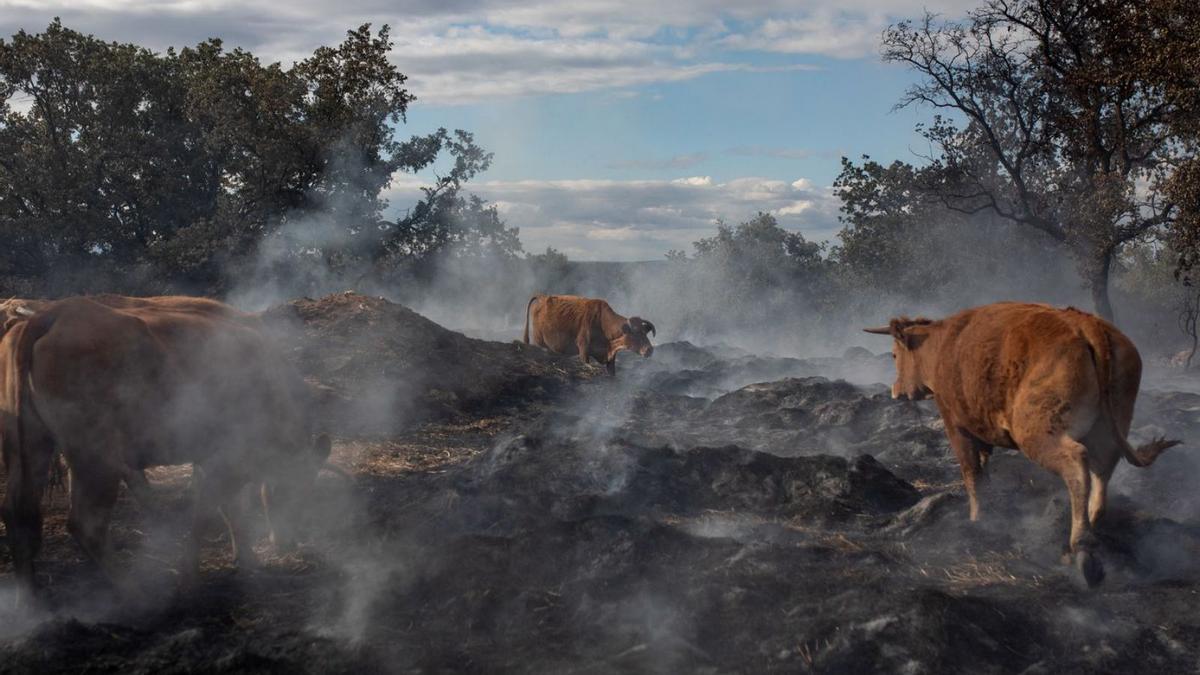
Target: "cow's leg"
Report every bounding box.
[260,482,280,550]
[1023,433,1103,586]
[945,426,988,521]
[181,465,211,588]
[64,455,124,588]
[1087,469,1111,528]
[185,462,253,585]
[1084,431,1121,527]
[218,486,258,571]
[605,359,616,376]
[576,332,592,366]
[2,442,53,607]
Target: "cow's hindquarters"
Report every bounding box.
[1010,344,1106,586]
[0,318,56,606]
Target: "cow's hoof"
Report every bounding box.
[1075,550,1105,588]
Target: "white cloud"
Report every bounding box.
[672,176,713,187]
[0,0,976,105]
[720,12,886,59]
[384,172,842,261]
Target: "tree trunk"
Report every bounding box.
[1090,251,1115,321]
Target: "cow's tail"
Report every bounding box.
[1081,317,1180,467]
[2,312,56,490]
[523,295,538,344]
[0,311,60,603]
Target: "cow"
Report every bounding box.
[523,294,655,375]
[0,296,330,606]
[865,302,1180,587]
[0,295,266,506]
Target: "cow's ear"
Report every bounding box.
[313,433,332,462]
[621,323,632,334]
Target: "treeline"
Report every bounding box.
[867,0,1200,320]
[0,21,519,297]
[645,0,1200,354]
[3,4,1199,354]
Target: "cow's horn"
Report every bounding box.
[862,326,891,335]
[644,320,656,336]
[14,305,35,317]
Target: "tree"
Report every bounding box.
[1143,0,1200,281]
[374,129,519,268]
[528,246,569,277]
[0,21,504,294]
[883,0,1195,319]
[687,212,829,307]
[831,156,955,295]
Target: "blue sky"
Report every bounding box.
[1,0,976,260]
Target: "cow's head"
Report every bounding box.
[863,317,935,400]
[617,316,656,358]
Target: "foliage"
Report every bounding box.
[0,20,511,294]
[690,212,826,284]
[881,0,1197,318]
[661,212,834,339]
[830,156,956,295]
[527,246,570,278]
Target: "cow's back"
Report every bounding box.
[931,303,1117,445]
[26,297,307,470]
[529,294,608,353]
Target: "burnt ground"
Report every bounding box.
[4,292,1200,673]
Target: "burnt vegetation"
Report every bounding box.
[3,1,1200,673]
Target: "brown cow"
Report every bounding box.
[0,296,329,606]
[523,294,655,375]
[0,295,264,505]
[865,302,1180,586]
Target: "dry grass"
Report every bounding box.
[916,550,1039,590]
[910,478,963,493]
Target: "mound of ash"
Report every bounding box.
[566,374,951,480]
[305,417,1200,673]
[262,292,597,433]
[400,435,922,535]
[624,340,894,399]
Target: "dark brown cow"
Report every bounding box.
[0,295,265,505]
[1,297,329,606]
[865,302,1180,586]
[523,294,655,375]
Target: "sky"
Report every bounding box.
[1,0,978,260]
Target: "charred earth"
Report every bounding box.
[3,292,1200,673]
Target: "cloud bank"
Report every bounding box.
[387,173,841,260]
[1,0,977,104]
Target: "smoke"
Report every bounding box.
[4,126,1200,673]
